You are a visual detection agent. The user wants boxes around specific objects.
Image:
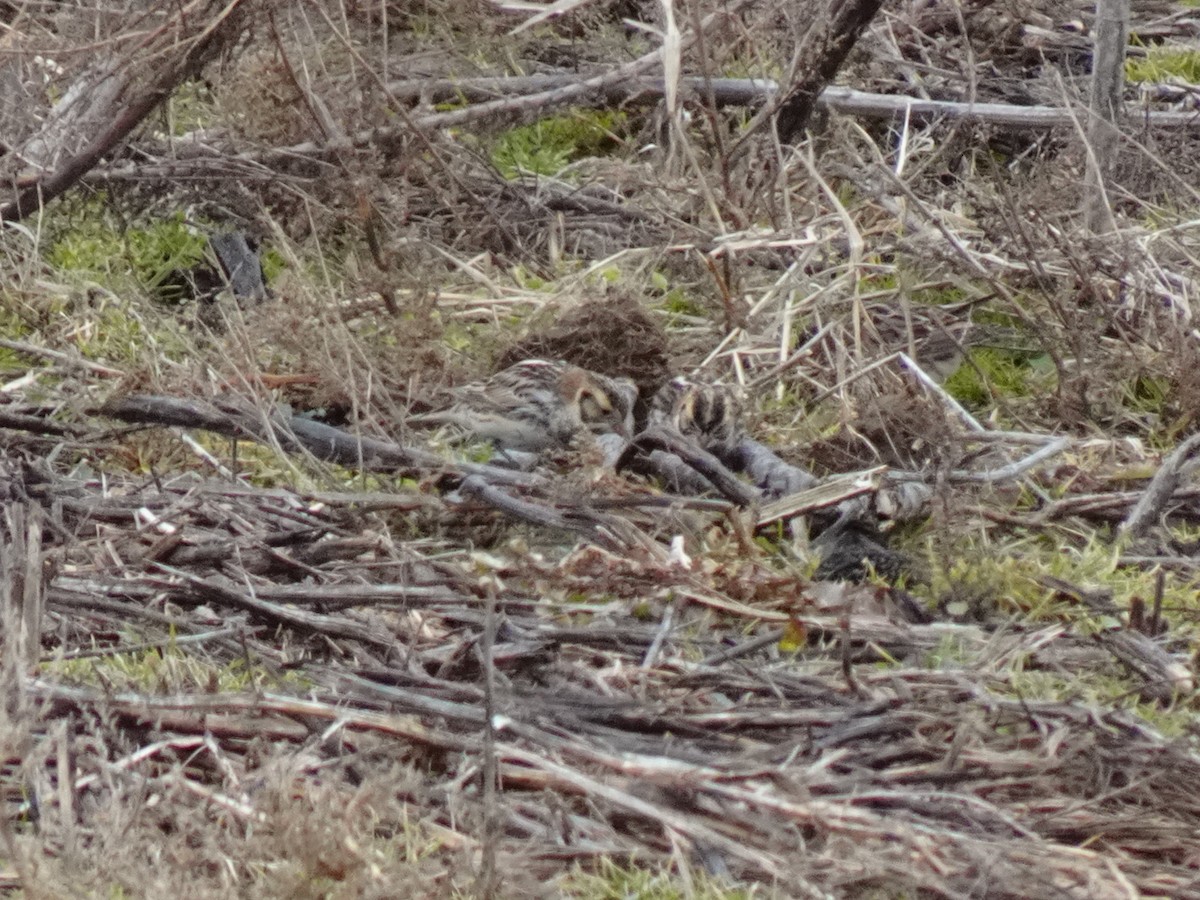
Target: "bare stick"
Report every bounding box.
[1084,0,1130,233]
[98,393,540,487]
[476,581,500,899]
[383,75,1200,132]
[898,353,986,433]
[950,438,1071,484]
[1120,432,1200,540]
[0,339,126,378]
[773,0,888,144]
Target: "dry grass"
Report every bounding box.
[4,0,1200,897]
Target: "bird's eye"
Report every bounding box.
[579,396,601,421]
[579,390,614,421]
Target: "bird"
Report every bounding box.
[809,300,980,383]
[411,359,638,452]
[876,303,976,382]
[649,377,745,452]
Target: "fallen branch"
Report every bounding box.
[381,75,1200,132]
[27,680,465,751]
[1119,432,1200,540]
[97,393,540,486]
[1,0,258,222]
[151,564,396,650]
[458,476,631,551]
[773,0,887,144]
[628,426,760,507]
[77,77,1200,189]
[0,338,127,378]
[0,410,85,438]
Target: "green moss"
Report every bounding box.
[44,198,130,283]
[658,288,705,318]
[164,79,215,135]
[127,214,213,300]
[45,637,310,694]
[944,345,1054,407]
[562,857,756,899]
[442,321,480,352]
[462,441,497,463]
[433,98,470,112]
[260,246,287,283]
[908,283,967,307]
[1126,46,1200,84]
[630,599,655,620]
[918,528,1200,635]
[0,305,32,345]
[858,272,897,293]
[511,266,548,290]
[44,198,210,299]
[1007,665,1191,737]
[72,306,178,366]
[491,110,627,178]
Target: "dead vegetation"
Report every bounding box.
[4,0,1200,897]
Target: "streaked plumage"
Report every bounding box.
[874,303,976,382]
[810,300,980,382]
[649,377,745,451]
[412,359,637,451]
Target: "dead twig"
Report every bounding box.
[97,393,541,486]
[1119,432,1200,540]
[458,476,630,551]
[629,426,760,508]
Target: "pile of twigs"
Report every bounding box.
[3,407,1200,897]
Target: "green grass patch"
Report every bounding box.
[908,282,968,307]
[944,344,1054,406]
[1126,45,1200,83]
[492,110,627,178]
[164,79,216,135]
[917,527,1200,632]
[44,198,134,285]
[45,198,211,299]
[0,304,33,345]
[45,636,310,694]
[562,857,757,899]
[657,288,707,319]
[1007,663,1192,737]
[1120,373,1170,419]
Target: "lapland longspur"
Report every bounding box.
[649,377,745,451]
[412,359,637,452]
